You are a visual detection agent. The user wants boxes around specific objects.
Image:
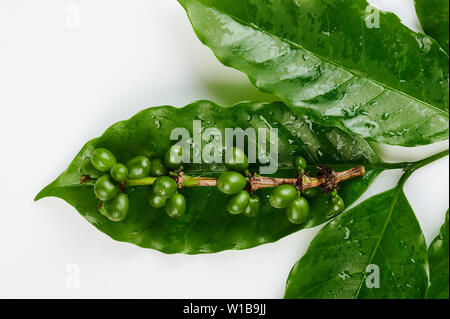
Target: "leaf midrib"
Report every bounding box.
[352,185,403,298]
[190,0,448,117]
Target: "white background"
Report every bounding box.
[0,0,448,298]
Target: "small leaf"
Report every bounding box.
[415,0,449,54]
[178,0,449,146]
[36,100,385,254]
[284,186,428,299]
[426,210,449,299]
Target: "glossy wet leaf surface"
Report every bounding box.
[415,0,449,54]
[284,186,428,299]
[37,101,385,254]
[179,0,449,146]
[426,210,449,299]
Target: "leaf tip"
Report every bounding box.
[34,185,52,202]
[34,191,45,202]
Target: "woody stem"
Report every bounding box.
[82,166,366,193]
[176,165,365,193]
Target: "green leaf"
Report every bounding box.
[284,185,428,299]
[415,0,449,54]
[426,210,449,299]
[178,0,449,146]
[36,100,386,254]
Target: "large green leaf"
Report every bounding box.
[426,210,449,299]
[179,0,449,146]
[415,0,449,54]
[284,185,428,299]
[36,100,385,254]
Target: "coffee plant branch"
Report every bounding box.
[82,165,366,194]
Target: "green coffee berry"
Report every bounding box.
[149,158,167,177]
[99,193,129,222]
[226,191,250,215]
[126,155,151,179]
[286,197,310,225]
[294,156,307,171]
[153,176,177,198]
[166,193,186,218]
[243,195,261,218]
[110,163,128,183]
[269,184,298,209]
[165,145,183,169]
[330,193,342,204]
[225,147,249,172]
[91,148,117,173]
[94,175,119,201]
[303,188,318,198]
[217,172,247,195]
[148,191,167,209]
[329,194,345,215]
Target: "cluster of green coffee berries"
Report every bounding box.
[216,151,345,225]
[148,145,187,218]
[268,157,312,224]
[217,171,262,217]
[90,145,345,224]
[269,156,345,224]
[90,148,131,222]
[90,146,184,221]
[148,176,186,218]
[215,148,261,217]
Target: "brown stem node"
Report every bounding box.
[80,175,91,184]
[176,171,184,190]
[317,166,338,194]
